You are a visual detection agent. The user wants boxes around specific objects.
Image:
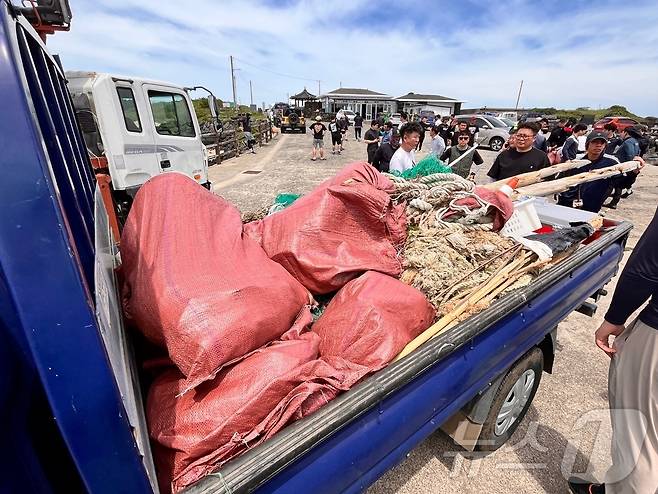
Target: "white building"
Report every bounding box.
[394,92,464,117]
[320,88,463,120]
[320,88,394,120]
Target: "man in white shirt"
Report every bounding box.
[389,122,422,173]
[429,125,446,157]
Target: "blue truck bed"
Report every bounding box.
[0,5,632,494]
[189,221,628,494]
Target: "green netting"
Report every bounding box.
[274,193,301,207]
[391,154,451,179]
[268,193,301,215]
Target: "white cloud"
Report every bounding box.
[48,0,658,115]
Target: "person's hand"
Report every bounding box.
[632,156,646,170]
[595,320,626,358]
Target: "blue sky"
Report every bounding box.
[49,0,658,115]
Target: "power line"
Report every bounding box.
[233,56,320,84]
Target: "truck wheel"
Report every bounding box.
[489,137,505,151]
[476,347,543,452]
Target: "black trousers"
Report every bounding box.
[367,147,377,164]
[355,127,362,139]
[417,132,425,151]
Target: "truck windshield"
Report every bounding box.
[148,91,195,137]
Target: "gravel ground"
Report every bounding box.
[208,128,658,494]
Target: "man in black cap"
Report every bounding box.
[557,130,621,212]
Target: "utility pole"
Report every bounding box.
[229,55,237,108]
[514,80,524,110]
[317,79,321,96]
[249,80,253,107]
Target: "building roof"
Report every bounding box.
[321,87,392,100]
[291,88,317,100]
[327,87,387,96]
[395,92,461,102]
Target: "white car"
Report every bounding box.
[456,114,510,151]
[389,113,401,126]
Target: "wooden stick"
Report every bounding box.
[441,245,522,305]
[511,160,641,199]
[394,253,528,361]
[437,243,522,304]
[482,255,542,303]
[483,159,591,190]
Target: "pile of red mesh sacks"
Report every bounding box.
[120,173,312,393]
[122,166,434,493]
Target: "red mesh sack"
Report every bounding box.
[313,271,436,372]
[244,163,407,294]
[120,174,311,391]
[148,309,367,493]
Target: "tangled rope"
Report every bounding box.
[385,173,482,227]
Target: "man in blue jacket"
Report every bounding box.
[605,126,642,208]
[557,131,620,212]
[569,206,658,494]
[615,126,641,162]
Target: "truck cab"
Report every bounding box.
[67,71,210,212]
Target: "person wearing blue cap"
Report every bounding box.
[557,130,621,212]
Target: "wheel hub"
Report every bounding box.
[494,369,535,436]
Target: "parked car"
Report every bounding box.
[499,117,517,129]
[593,116,639,132]
[281,107,306,133]
[389,113,401,126]
[456,114,510,151]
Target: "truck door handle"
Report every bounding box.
[160,160,171,169]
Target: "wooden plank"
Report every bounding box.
[511,160,641,199]
[483,159,591,190]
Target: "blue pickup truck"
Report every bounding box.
[0,4,632,494]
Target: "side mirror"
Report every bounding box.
[481,124,490,129]
[208,95,218,119]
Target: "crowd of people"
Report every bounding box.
[310,111,651,215]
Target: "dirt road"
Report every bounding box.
[208,128,658,494]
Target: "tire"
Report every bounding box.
[301,127,306,134]
[489,136,505,152]
[475,347,543,452]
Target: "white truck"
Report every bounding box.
[67,71,211,216]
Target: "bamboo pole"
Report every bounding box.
[394,252,529,361]
[436,244,522,304]
[483,159,591,190]
[511,160,641,199]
